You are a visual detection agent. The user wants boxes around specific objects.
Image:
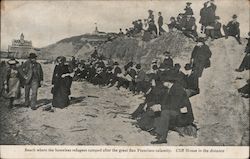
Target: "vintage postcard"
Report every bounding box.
[0,0,249,158]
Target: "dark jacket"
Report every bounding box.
[158,16,163,27]
[225,21,240,36]
[160,57,173,69]
[191,44,212,64]
[19,59,43,85]
[212,21,222,38]
[114,66,122,76]
[161,82,194,126]
[199,6,208,25]
[183,17,196,31]
[205,3,217,25]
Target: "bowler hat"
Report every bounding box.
[114,62,119,65]
[186,2,192,5]
[232,14,237,19]
[136,64,141,69]
[148,9,153,13]
[7,58,19,65]
[28,53,37,59]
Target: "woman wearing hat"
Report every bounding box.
[4,58,21,108]
[51,56,74,108]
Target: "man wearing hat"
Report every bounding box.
[190,38,212,78]
[151,77,194,144]
[223,14,241,44]
[182,13,198,41]
[19,53,43,110]
[159,51,173,70]
[184,2,193,16]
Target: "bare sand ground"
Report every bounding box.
[0,37,248,146]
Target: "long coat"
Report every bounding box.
[205,3,217,25]
[19,59,43,85]
[191,44,212,77]
[160,82,194,127]
[52,64,72,108]
[183,17,196,31]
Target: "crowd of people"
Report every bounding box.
[0,0,248,145]
[118,0,242,44]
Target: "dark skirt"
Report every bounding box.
[52,85,70,108]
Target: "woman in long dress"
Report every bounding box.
[4,58,21,108]
[52,56,73,108]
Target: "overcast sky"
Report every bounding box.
[1,0,249,50]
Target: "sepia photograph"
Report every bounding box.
[0,0,249,158]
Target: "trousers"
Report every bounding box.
[25,80,39,108]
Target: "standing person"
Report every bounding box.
[184,2,194,16]
[223,14,242,44]
[19,53,43,110]
[4,58,22,109]
[190,38,212,78]
[148,9,154,24]
[205,0,217,26]
[199,2,208,33]
[52,56,74,109]
[158,12,165,35]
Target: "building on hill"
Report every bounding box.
[7,33,36,58]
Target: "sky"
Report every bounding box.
[1,0,249,51]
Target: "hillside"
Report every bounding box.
[40,33,113,60]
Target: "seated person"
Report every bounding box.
[182,13,198,41]
[168,17,177,31]
[223,14,241,44]
[151,78,195,144]
[205,16,223,40]
[159,51,174,70]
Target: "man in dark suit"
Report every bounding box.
[158,12,165,35]
[19,53,43,110]
[190,38,212,78]
[151,79,194,144]
[182,13,198,41]
[223,14,242,44]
